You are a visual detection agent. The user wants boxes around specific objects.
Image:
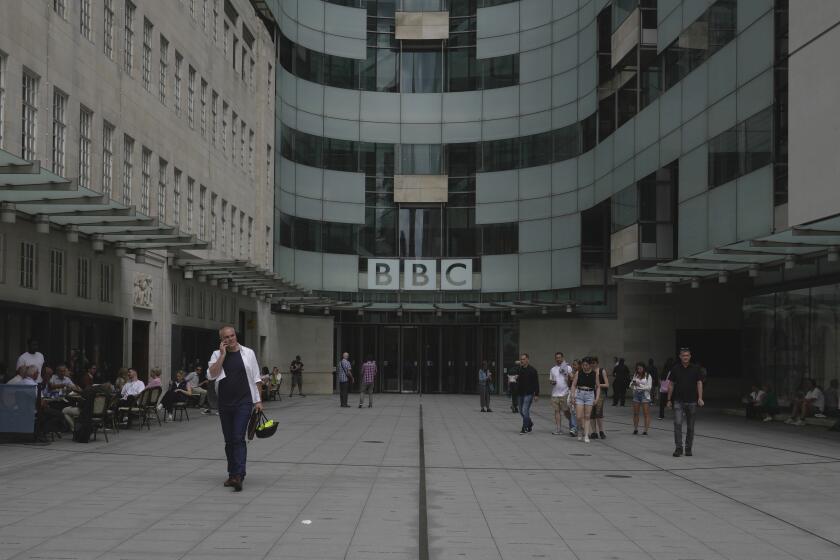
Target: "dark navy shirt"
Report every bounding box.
[218,350,251,407]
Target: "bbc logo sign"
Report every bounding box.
[367,259,473,291]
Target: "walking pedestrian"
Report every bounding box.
[590,356,609,439]
[568,359,581,436]
[478,360,493,412]
[667,348,704,457]
[612,358,630,406]
[658,357,675,419]
[549,352,574,435]
[647,358,659,404]
[507,360,520,413]
[516,353,539,434]
[571,357,598,443]
[338,352,353,408]
[630,362,652,435]
[208,325,263,492]
[359,356,377,408]
[289,355,305,397]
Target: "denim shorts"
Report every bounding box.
[632,390,650,404]
[575,389,595,406]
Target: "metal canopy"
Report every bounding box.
[617,213,840,286]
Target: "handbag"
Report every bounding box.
[659,378,671,393]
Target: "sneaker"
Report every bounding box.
[815,413,826,418]
[569,430,576,437]
[657,416,664,420]
[486,409,492,412]
[794,419,806,426]
[673,447,683,457]
[633,429,638,435]
[591,433,599,440]
[584,436,590,443]
[520,429,527,435]
[763,416,773,422]
[599,431,606,439]
[480,408,486,412]
[784,417,795,424]
[642,431,648,435]
[552,430,562,435]
[202,409,212,415]
[685,448,693,456]
[359,404,363,408]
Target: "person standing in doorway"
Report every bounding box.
[359,356,377,408]
[338,352,354,408]
[590,357,610,439]
[630,362,652,435]
[612,358,630,406]
[549,352,574,435]
[289,355,305,397]
[208,325,263,492]
[516,353,539,434]
[478,361,493,412]
[667,348,704,457]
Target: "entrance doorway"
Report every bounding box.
[131,320,150,379]
[335,324,517,394]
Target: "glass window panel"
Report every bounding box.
[293,130,323,168]
[376,49,400,92]
[554,124,580,161]
[447,142,479,176]
[402,49,442,93]
[323,222,358,254]
[400,144,443,174]
[294,217,322,252]
[481,222,518,254]
[745,108,773,173]
[360,142,395,176]
[446,207,478,256]
[279,212,293,247]
[520,131,553,168]
[481,54,518,89]
[709,128,740,188]
[446,47,477,91]
[449,0,477,17]
[360,207,397,256]
[399,207,442,257]
[294,44,323,84]
[448,176,475,193]
[325,56,357,89]
[611,184,638,232]
[324,137,358,172]
[481,138,517,172]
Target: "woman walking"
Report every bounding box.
[630,362,653,434]
[571,357,599,443]
[589,356,610,439]
[478,361,493,412]
[658,357,675,420]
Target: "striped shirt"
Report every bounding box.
[362,361,377,384]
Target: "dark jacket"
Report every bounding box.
[516,365,540,396]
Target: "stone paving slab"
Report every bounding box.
[1,394,839,560]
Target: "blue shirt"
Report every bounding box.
[478,369,490,385]
[338,359,351,382]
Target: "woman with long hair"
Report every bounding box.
[570,357,598,443]
[630,362,652,435]
[589,356,610,439]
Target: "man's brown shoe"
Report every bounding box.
[230,475,243,492]
[223,476,236,487]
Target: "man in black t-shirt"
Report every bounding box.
[516,353,540,434]
[667,348,704,457]
[289,356,304,397]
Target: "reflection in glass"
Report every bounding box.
[399,207,442,257]
[360,207,397,256]
[401,49,442,93]
[400,144,443,174]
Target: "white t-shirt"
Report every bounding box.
[16,351,45,384]
[549,362,572,397]
[805,388,825,411]
[121,379,146,398]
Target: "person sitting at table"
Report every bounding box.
[62,383,113,430]
[160,370,192,421]
[47,364,79,397]
[184,366,207,408]
[10,366,65,440]
[146,367,162,389]
[114,368,128,393]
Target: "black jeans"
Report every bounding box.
[673,401,697,450]
[339,381,350,406]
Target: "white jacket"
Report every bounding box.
[207,344,262,404]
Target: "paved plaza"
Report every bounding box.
[1,394,839,560]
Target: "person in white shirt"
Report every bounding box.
[184,366,207,407]
[48,364,79,396]
[8,365,39,386]
[549,352,575,436]
[16,339,45,384]
[120,368,146,401]
[629,362,653,435]
[787,378,825,426]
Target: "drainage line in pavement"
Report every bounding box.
[419,403,429,560]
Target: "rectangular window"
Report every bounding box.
[248,129,254,176]
[142,19,153,90]
[184,285,193,316]
[265,226,271,267]
[140,147,151,213]
[240,120,246,167]
[221,102,228,153]
[80,0,92,41]
[122,135,134,205]
[102,122,114,197]
[99,263,113,303]
[203,0,209,31]
[210,192,217,246]
[190,0,196,20]
[200,79,207,137]
[54,0,67,19]
[208,291,215,320]
[79,107,93,188]
[249,57,255,90]
[49,249,65,294]
[266,144,271,188]
[231,112,238,164]
[220,199,227,250]
[77,257,91,299]
[241,46,247,81]
[211,91,218,145]
[230,206,237,254]
[52,89,68,175]
[247,217,253,260]
[174,52,183,115]
[124,1,135,74]
[19,241,36,289]
[232,37,239,71]
[197,289,205,319]
[212,0,218,42]
[159,36,168,104]
[21,72,38,160]
[157,158,167,220]
[224,21,230,58]
[104,0,115,60]
[239,210,245,256]
[0,54,7,149]
[187,66,196,128]
[199,185,207,239]
[171,279,179,313]
[267,62,273,97]
[187,177,195,232]
[173,168,182,226]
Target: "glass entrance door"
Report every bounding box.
[401,327,419,392]
[382,327,400,392]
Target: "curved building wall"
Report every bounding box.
[270,0,781,296]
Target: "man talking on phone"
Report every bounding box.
[208,325,263,491]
